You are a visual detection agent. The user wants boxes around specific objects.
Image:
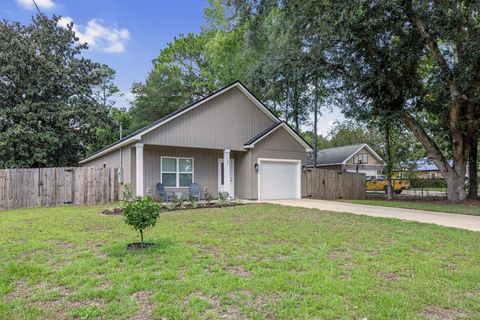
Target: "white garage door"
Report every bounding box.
[258,159,301,200]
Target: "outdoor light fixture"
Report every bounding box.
[254,162,259,172]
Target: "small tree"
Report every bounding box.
[123,196,161,248]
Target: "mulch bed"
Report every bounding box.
[127,242,154,250]
[100,202,244,216]
[101,208,124,215]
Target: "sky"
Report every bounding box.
[1,0,343,135]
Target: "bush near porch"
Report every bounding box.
[1,204,479,319]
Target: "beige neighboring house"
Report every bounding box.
[80,81,312,200]
[313,143,384,176]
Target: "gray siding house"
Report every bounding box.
[313,143,384,176]
[80,82,312,200]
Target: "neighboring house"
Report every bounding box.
[312,143,384,176]
[80,81,312,200]
[396,159,457,179]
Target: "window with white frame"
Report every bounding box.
[353,153,368,164]
[161,157,194,187]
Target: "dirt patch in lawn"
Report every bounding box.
[184,291,244,319]
[130,291,153,320]
[380,272,401,282]
[5,281,31,300]
[188,242,222,258]
[420,306,467,320]
[225,265,251,277]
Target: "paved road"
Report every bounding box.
[265,199,480,232]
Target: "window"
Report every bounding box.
[161,157,194,188]
[353,153,368,164]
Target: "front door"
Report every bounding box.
[218,159,235,197]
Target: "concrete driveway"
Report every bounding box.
[266,199,480,232]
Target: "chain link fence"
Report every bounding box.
[366,178,449,200]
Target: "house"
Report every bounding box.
[80,81,312,200]
[396,159,455,179]
[312,143,384,176]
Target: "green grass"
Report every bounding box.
[409,187,446,192]
[1,204,479,319]
[347,199,480,216]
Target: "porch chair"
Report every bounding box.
[156,182,168,202]
[189,182,201,201]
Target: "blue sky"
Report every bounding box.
[1,0,342,135]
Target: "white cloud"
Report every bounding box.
[58,16,130,54]
[16,0,56,10]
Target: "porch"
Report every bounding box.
[132,144,247,199]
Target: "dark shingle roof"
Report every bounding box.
[315,144,366,165]
[244,122,283,146]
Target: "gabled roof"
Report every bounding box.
[81,81,304,164]
[315,143,383,166]
[244,121,312,151]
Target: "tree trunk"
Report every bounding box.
[444,159,467,202]
[385,125,393,200]
[402,111,468,202]
[468,135,478,199]
[140,229,144,247]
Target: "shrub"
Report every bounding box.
[188,193,197,208]
[122,183,133,201]
[216,192,231,207]
[123,196,161,247]
[204,191,213,203]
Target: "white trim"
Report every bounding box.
[342,144,383,164]
[257,158,302,201]
[135,143,144,196]
[80,82,280,164]
[160,156,194,188]
[218,158,235,197]
[223,149,231,196]
[244,122,312,152]
[315,162,344,166]
[79,136,140,164]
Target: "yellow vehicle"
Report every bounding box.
[366,175,410,194]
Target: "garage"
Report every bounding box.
[258,159,301,200]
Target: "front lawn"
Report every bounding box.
[347,199,480,216]
[1,204,479,319]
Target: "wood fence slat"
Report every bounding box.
[307,168,365,201]
[0,167,121,210]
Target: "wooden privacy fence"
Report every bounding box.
[307,168,366,200]
[0,167,120,210]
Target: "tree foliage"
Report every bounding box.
[123,195,161,246]
[280,0,480,202]
[0,14,116,168]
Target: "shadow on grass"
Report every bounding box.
[105,238,175,257]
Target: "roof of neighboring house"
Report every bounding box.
[415,159,453,171]
[80,81,312,164]
[243,121,311,150]
[314,143,383,166]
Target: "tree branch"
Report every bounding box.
[401,0,465,101]
[401,111,451,173]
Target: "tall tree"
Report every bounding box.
[283,0,480,202]
[0,14,114,168]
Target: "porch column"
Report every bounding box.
[223,149,230,196]
[135,143,144,196]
